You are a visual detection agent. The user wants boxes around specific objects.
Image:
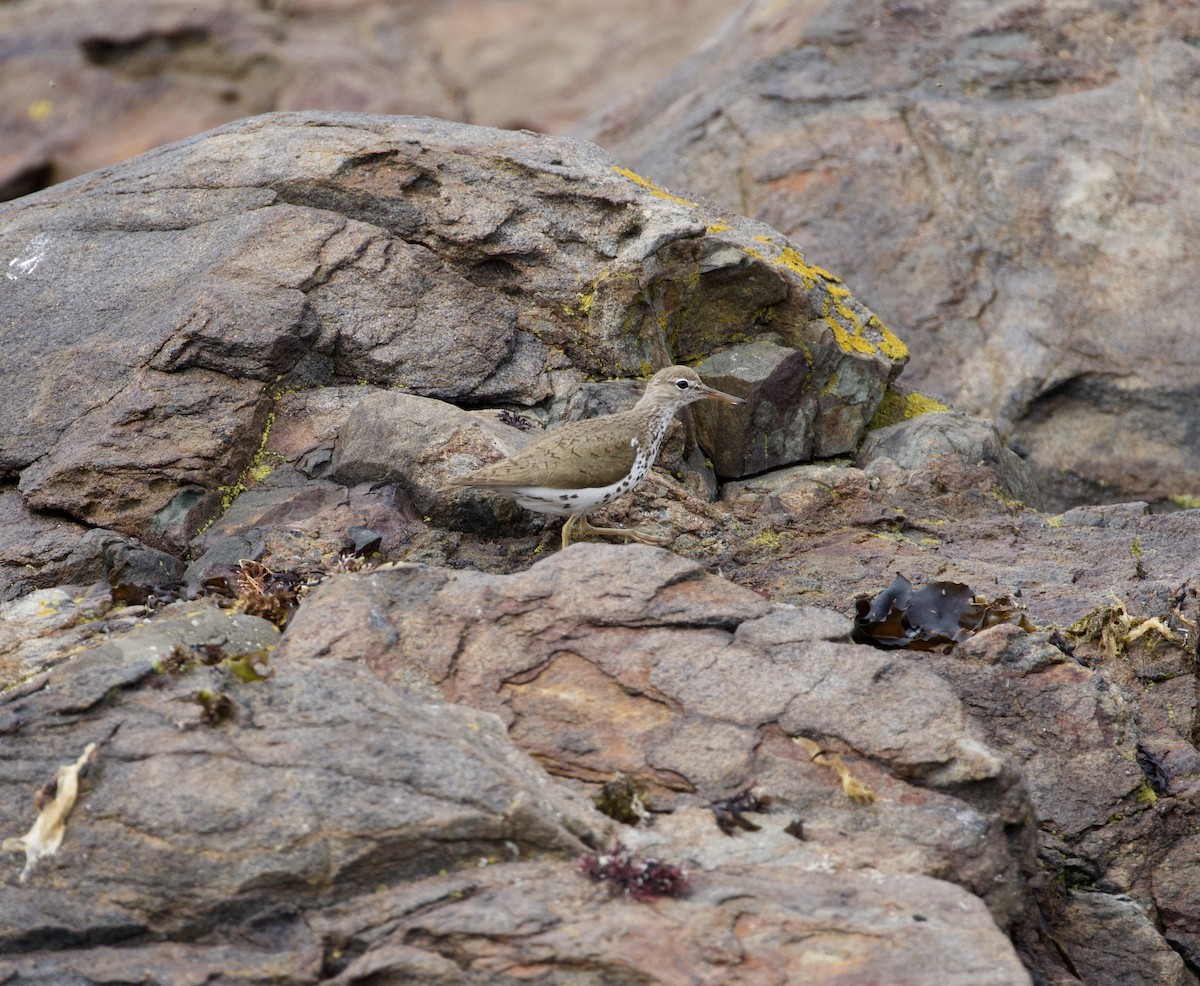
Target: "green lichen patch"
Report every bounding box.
[593,775,650,825]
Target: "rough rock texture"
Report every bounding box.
[12,469,1200,984]
[328,391,541,534]
[580,0,1200,510]
[0,111,901,557]
[1,551,1036,985]
[0,605,600,892]
[280,546,1035,930]
[0,0,735,199]
[3,24,1200,980]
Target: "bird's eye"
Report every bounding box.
[675,379,690,390]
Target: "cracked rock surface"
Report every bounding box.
[580,0,1200,511]
[2,89,1200,986]
[1,111,901,562]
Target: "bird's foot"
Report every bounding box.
[576,517,671,546]
[620,528,672,546]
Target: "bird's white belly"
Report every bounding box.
[507,469,647,518]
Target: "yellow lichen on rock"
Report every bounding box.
[824,315,878,356]
[218,408,283,512]
[868,388,950,431]
[873,317,910,362]
[611,166,698,208]
[749,238,906,363]
[771,244,819,290]
[747,529,785,550]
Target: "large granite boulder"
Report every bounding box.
[0,111,903,560]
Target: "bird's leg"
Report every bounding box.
[575,515,671,546]
[561,514,580,551]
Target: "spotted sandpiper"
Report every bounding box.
[445,365,744,549]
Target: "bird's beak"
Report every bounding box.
[700,385,745,406]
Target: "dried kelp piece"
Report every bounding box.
[961,593,1037,635]
[3,742,98,882]
[794,736,878,804]
[853,573,1035,651]
[853,574,963,648]
[497,409,535,431]
[707,785,770,835]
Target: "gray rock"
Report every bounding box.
[694,340,813,476]
[0,887,147,953]
[183,531,266,593]
[0,0,735,199]
[582,0,1200,508]
[0,861,1033,986]
[86,530,186,604]
[734,606,854,645]
[9,474,1200,982]
[304,230,522,398]
[0,492,180,602]
[0,584,111,684]
[330,390,539,533]
[1,602,279,724]
[16,369,266,553]
[1054,889,1195,986]
[312,864,1033,986]
[266,386,383,463]
[280,544,1030,927]
[1153,833,1200,975]
[3,10,1198,975]
[1,110,903,563]
[1059,501,1151,529]
[0,618,601,942]
[857,410,1042,508]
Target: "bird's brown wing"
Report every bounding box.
[454,414,640,489]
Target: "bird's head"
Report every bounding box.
[646,365,745,407]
